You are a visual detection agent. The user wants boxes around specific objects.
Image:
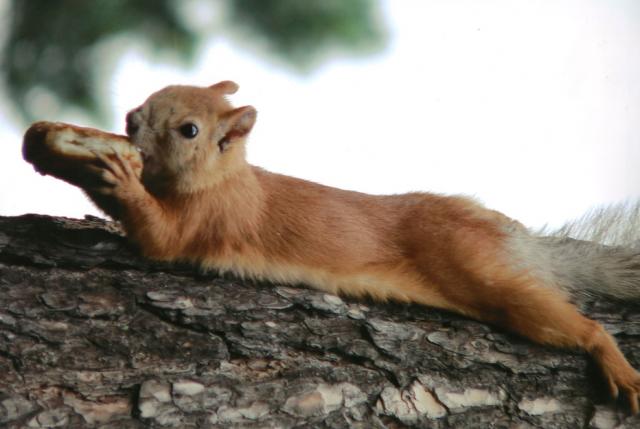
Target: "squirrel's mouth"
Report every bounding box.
[133,145,150,163]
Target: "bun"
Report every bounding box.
[23,121,142,187]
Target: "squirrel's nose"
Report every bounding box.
[125,111,140,136]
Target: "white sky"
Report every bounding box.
[1,0,639,230]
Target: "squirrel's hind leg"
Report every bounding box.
[480,279,640,413]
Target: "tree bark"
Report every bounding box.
[0,214,638,428]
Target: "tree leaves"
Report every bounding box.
[2,0,385,123]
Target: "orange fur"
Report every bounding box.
[92,82,640,413]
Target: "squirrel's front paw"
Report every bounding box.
[90,149,147,202]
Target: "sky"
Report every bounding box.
[1,0,639,230]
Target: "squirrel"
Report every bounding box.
[86,80,640,413]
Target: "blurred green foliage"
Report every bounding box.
[2,0,385,123]
[230,0,383,67]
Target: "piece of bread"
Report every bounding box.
[22,121,142,187]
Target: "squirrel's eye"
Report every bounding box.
[178,123,198,139]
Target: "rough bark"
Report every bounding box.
[0,214,639,428]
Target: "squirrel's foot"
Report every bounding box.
[601,362,640,414]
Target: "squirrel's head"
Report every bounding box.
[126,81,257,195]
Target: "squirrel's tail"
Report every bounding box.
[515,201,640,300]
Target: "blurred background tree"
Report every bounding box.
[2,0,386,123]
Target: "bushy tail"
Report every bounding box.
[549,200,640,249]
[531,201,640,300]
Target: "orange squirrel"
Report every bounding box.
[84,81,639,412]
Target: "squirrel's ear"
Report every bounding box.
[218,106,257,152]
[209,80,239,95]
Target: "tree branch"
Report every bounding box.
[0,214,638,428]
